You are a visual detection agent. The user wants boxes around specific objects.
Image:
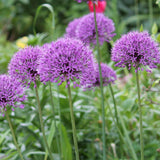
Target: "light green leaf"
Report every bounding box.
[152,23,158,35]
[44,121,56,160]
[0,130,10,145]
[156,33,160,43]
[139,24,143,32]
[58,124,72,160]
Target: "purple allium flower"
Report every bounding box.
[65,18,81,38]
[38,38,96,87]
[87,63,116,88]
[8,46,42,87]
[76,13,115,45]
[111,31,160,72]
[0,75,26,115]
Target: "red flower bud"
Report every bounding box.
[88,0,107,13]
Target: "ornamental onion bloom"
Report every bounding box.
[38,38,96,87]
[87,63,116,88]
[111,31,160,72]
[76,13,115,45]
[8,46,42,87]
[0,75,26,115]
[65,18,81,38]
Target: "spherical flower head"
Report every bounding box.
[65,18,81,38]
[0,75,26,116]
[87,63,116,88]
[38,38,96,87]
[111,31,160,72]
[76,13,115,45]
[8,46,42,87]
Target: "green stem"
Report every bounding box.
[149,0,153,28]
[35,84,54,160]
[56,84,63,159]
[135,0,139,28]
[109,84,118,124]
[6,111,24,160]
[66,79,80,160]
[49,82,61,158]
[109,84,123,157]
[135,69,144,160]
[92,1,106,160]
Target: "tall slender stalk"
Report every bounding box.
[135,69,144,160]
[6,111,24,160]
[56,84,63,159]
[49,82,61,158]
[92,1,106,159]
[108,84,118,124]
[135,0,139,28]
[149,0,153,28]
[35,84,54,160]
[108,83,124,158]
[66,79,80,160]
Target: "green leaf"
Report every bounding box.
[0,150,17,160]
[152,23,158,35]
[139,24,143,32]
[118,111,138,160]
[156,33,160,43]
[44,121,56,160]
[27,151,60,160]
[58,124,72,160]
[0,130,10,145]
[33,3,55,35]
[152,78,160,87]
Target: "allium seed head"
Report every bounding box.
[76,13,115,45]
[0,75,26,115]
[8,46,43,87]
[111,31,160,72]
[38,38,96,87]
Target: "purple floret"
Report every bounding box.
[0,75,26,115]
[65,18,81,38]
[8,46,43,87]
[111,31,160,72]
[38,38,96,87]
[87,63,116,88]
[76,13,115,45]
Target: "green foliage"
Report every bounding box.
[1,0,160,160]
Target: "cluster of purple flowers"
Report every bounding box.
[65,13,115,45]
[6,36,116,93]
[0,75,26,115]
[3,10,159,117]
[111,31,160,72]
